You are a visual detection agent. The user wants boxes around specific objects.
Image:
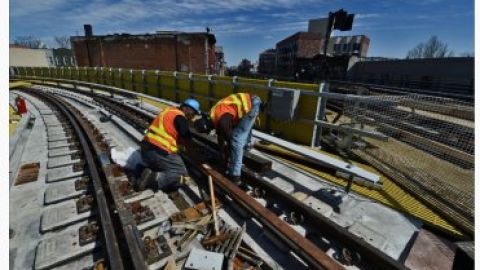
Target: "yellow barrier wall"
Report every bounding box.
[13,66,323,145]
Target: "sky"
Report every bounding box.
[10,0,474,66]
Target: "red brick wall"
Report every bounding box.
[72,34,216,74]
[297,37,322,58]
[275,32,324,77]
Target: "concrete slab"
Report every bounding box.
[39,110,54,115]
[48,140,71,150]
[34,228,99,270]
[136,192,179,232]
[47,128,66,136]
[349,221,389,251]
[303,196,334,218]
[268,176,295,194]
[40,200,93,232]
[44,180,87,204]
[48,132,68,140]
[10,92,50,270]
[123,189,155,204]
[47,135,71,143]
[48,147,77,158]
[46,166,84,183]
[50,253,99,270]
[42,114,59,120]
[44,120,63,127]
[47,155,80,169]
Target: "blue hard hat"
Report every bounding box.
[182,98,200,114]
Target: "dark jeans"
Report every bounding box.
[141,144,188,190]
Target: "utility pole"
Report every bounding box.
[313,9,355,147]
[322,9,355,80]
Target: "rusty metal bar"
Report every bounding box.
[190,162,344,270]
[28,90,126,270]
[240,167,408,270]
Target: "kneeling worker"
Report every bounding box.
[195,93,263,186]
[135,98,200,191]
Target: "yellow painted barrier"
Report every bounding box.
[13,66,323,145]
[9,81,32,89]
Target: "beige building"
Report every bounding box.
[327,35,370,57]
[10,45,55,67]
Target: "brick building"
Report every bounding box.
[275,32,325,77]
[258,48,276,76]
[71,25,217,74]
[268,31,370,79]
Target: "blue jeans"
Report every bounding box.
[228,96,261,177]
[141,148,187,189]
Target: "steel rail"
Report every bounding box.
[62,87,412,270]
[240,167,408,270]
[44,85,347,269]
[23,89,126,270]
[193,162,345,270]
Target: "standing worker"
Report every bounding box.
[134,98,201,191]
[195,93,264,186]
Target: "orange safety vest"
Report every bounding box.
[144,107,185,154]
[210,93,252,128]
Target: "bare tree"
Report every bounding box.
[13,36,45,49]
[459,52,474,57]
[406,36,454,59]
[54,35,71,49]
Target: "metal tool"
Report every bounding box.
[227,223,246,270]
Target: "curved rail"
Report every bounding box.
[22,89,149,270]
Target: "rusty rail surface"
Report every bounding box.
[22,89,149,270]
[47,85,414,269]
[198,163,345,270]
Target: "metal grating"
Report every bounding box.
[14,162,40,185]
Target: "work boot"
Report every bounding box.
[136,168,154,191]
[230,175,242,186]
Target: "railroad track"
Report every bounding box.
[325,99,474,168]
[322,99,474,237]
[14,80,475,269]
[330,81,474,103]
[12,87,347,269]
[18,88,296,270]
[20,89,151,269]
[45,85,413,269]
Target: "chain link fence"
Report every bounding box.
[337,94,474,168]
[327,93,474,230]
